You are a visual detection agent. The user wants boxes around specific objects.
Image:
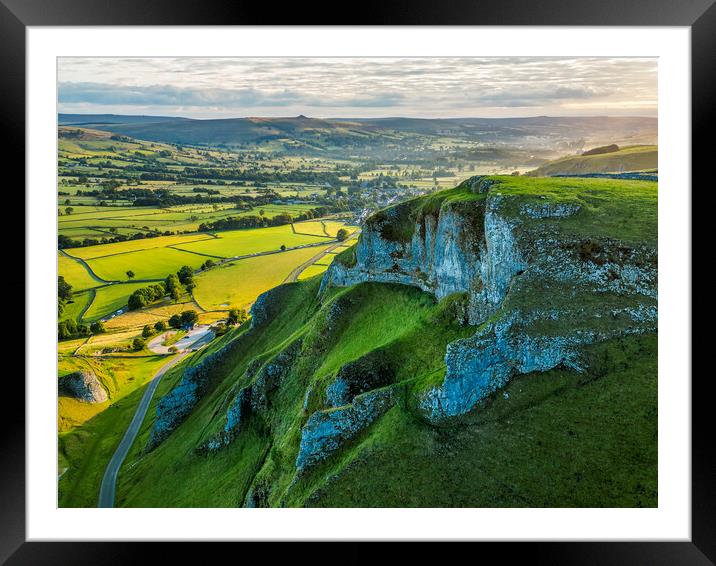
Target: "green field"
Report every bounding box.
[86,247,207,281]
[83,282,149,321]
[297,264,329,280]
[66,233,213,260]
[192,244,334,311]
[173,224,330,259]
[58,252,100,291]
[58,354,174,507]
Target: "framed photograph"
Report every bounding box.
[10,0,708,562]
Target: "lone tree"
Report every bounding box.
[65,206,74,215]
[280,244,287,251]
[336,228,349,242]
[154,320,167,332]
[126,270,135,280]
[132,337,145,351]
[168,314,182,329]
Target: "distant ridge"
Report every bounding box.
[58,113,192,126]
[56,113,657,149]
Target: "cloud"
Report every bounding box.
[57,57,657,118]
[58,82,406,109]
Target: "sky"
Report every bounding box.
[58,57,657,120]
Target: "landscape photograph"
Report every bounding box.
[56,56,658,508]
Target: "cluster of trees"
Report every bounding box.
[128,283,168,310]
[58,230,163,250]
[127,265,197,311]
[169,310,199,329]
[58,276,72,317]
[57,276,109,339]
[197,206,331,232]
[336,228,349,242]
[213,308,248,336]
[58,318,106,340]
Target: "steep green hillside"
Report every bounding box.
[111,175,657,508]
[525,145,657,177]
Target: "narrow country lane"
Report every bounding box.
[97,325,215,508]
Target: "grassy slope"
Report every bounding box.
[111,175,657,508]
[58,252,101,291]
[303,334,657,508]
[526,145,657,177]
[490,175,657,243]
[58,355,171,507]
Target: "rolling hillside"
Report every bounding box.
[108,174,657,508]
[58,113,658,151]
[525,145,658,177]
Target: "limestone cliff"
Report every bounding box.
[321,175,657,424]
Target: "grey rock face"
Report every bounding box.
[321,177,657,425]
[325,351,395,408]
[295,387,395,472]
[147,344,231,451]
[58,371,108,403]
[250,285,287,328]
[200,340,302,453]
[250,339,302,412]
[323,207,484,305]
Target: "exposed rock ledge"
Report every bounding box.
[58,371,108,403]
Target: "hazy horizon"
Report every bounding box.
[58,111,658,121]
[58,57,657,120]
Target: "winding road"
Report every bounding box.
[97,325,215,508]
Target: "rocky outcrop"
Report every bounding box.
[58,371,107,403]
[250,339,302,412]
[325,351,395,408]
[200,339,302,453]
[321,176,658,424]
[147,343,232,451]
[295,387,395,472]
[416,306,657,423]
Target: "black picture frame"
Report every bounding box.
[7,0,708,562]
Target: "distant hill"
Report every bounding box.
[57,114,657,151]
[525,145,658,177]
[58,113,192,126]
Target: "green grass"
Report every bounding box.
[83,282,149,321]
[111,281,473,507]
[526,145,657,177]
[297,264,328,280]
[302,333,657,508]
[58,252,101,291]
[60,290,93,323]
[66,233,213,261]
[192,244,333,311]
[488,175,657,243]
[58,355,173,507]
[86,246,206,281]
[173,224,330,259]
